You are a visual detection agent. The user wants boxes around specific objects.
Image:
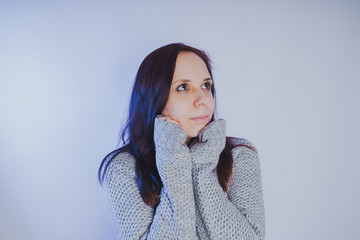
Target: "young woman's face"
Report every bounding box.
[162,51,215,142]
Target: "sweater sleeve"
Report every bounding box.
[103,118,197,239]
[192,139,265,240]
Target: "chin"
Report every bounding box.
[185,122,208,137]
[188,129,202,138]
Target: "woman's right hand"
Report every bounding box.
[153,115,191,183]
[157,115,180,125]
[155,115,186,145]
[153,115,188,153]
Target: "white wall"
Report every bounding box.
[1,1,359,239]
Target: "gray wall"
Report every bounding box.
[1,1,359,239]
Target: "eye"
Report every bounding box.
[176,83,189,91]
[202,82,212,90]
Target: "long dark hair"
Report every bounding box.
[98,43,255,208]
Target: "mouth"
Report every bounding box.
[190,114,210,122]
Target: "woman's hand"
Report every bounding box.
[189,119,226,170]
[157,115,180,125]
[157,115,186,145]
[153,115,188,153]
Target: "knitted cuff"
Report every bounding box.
[197,119,226,147]
[189,119,227,170]
[154,115,187,153]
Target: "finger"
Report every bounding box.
[158,115,169,121]
[159,115,180,126]
[165,118,180,126]
[158,116,171,121]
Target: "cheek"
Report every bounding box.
[165,100,192,124]
[168,105,187,120]
[207,96,215,113]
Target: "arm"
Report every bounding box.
[103,117,197,239]
[190,119,265,240]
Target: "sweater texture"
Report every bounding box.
[103,117,265,239]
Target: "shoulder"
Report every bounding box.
[227,136,258,154]
[226,136,260,170]
[227,137,262,186]
[103,150,137,188]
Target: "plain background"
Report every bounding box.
[1,1,359,239]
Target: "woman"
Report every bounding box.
[98,43,265,239]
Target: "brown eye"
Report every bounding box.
[202,82,212,90]
[176,83,188,91]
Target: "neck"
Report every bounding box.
[185,137,196,146]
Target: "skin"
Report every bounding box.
[160,51,215,145]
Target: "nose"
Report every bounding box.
[193,89,208,107]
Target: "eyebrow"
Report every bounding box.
[172,77,212,85]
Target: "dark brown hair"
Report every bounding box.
[98,43,256,208]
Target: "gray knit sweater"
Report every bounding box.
[103,117,265,239]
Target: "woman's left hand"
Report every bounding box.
[189,119,226,170]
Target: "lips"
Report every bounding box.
[190,114,209,122]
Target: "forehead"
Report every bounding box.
[172,51,210,81]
